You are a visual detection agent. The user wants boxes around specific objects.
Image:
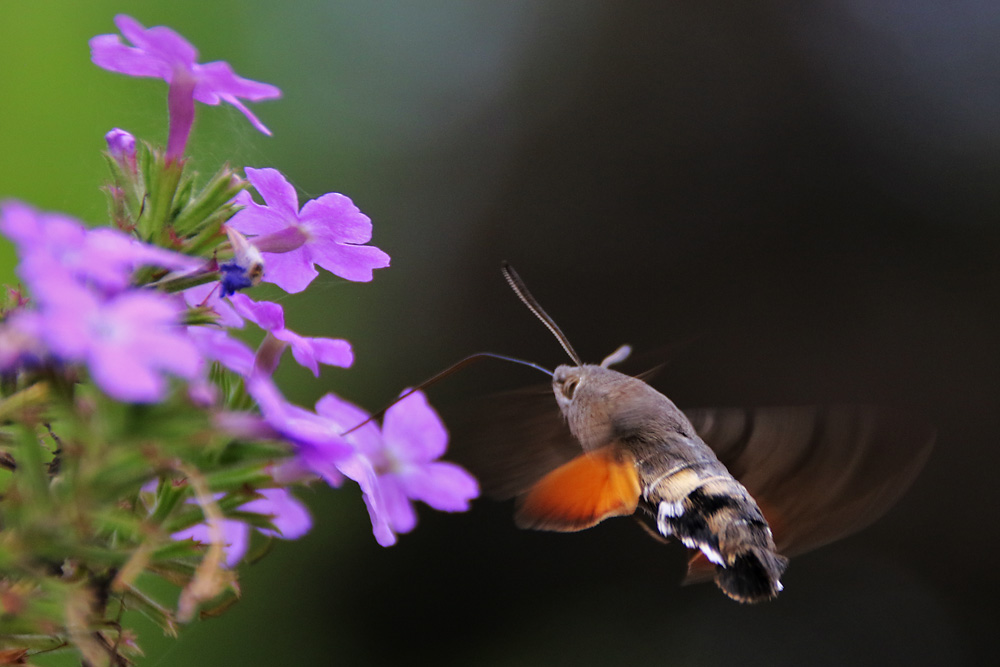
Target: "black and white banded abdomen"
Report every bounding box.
[643,463,789,603]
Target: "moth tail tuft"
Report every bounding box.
[714,546,788,604]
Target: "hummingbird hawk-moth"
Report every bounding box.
[451,263,934,603]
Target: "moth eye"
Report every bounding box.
[562,378,579,399]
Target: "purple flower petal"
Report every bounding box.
[89,346,167,403]
[253,250,318,294]
[228,294,352,375]
[220,95,273,135]
[0,199,41,244]
[296,447,346,488]
[246,375,354,464]
[0,312,47,372]
[311,241,391,284]
[187,327,255,377]
[33,278,99,358]
[379,477,418,534]
[314,393,380,455]
[246,167,299,217]
[230,191,290,236]
[228,293,284,331]
[399,462,479,513]
[29,277,202,403]
[336,454,396,547]
[382,390,449,463]
[173,519,249,568]
[241,225,309,256]
[281,332,319,376]
[115,15,198,68]
[295,336,353,369]
[89,34,172,79]
[2,200,199,294]
[197,62,282,103]
[170,488,309,569]
[242,488,312,539]
[226,168,389,292]
[91,15,280,159]
[299,194,373,244]
[312,389,478,545]
[224,521,252,566]
[273,329,352,376]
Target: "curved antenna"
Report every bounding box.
[342,352,552,435]
[501,261,583,366]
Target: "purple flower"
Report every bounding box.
[245,375,353,487]
[90,15,281,161]
[0,311,47,373]
[105,128,137,171]
[228,168,390,293]
[309,393,396,546]
[229,293,353,375]
[181,228,261,328]
[173,488,311,567]
[29,276,201,403]
[0,200,199,294]
[242,376,397,544]
[315,389,478,546]
[370,390,478,533]
[186,326,255,378]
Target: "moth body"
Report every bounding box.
[463,262,933,605]
[544,364,787,602]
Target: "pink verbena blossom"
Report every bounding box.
[243,376,396,546]
[311,389,478,546]
[172,488,311,567]
[245,375,354,487]
[0,201,203,402]
[28,279,201,403]
[90,15,280,160]
[228,167,390,293]
[186,326,255,378]
[0,311,46,373]
[229,293,353,375]
[0,200,198,294]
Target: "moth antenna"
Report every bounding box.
[501,261,583,366]
[341,352,552,435]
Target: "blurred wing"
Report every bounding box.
[685,405,934,562]
[447,385,580,500]
[514,445,641,532]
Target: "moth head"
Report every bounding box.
[552,365,585,413]
[552,364,640,451]
[552,344,632,410]
[553,362,683,451]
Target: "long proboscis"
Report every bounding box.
[501,261,583,366]
[341,352,553,436]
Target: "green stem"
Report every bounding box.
[0,382,50,422]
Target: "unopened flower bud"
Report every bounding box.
[105,128,137,171]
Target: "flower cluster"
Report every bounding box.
[1,200,202,402]
[0,14,476,664]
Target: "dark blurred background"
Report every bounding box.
[3,1,999,665]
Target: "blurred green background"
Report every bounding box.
[3,1,1000,665]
